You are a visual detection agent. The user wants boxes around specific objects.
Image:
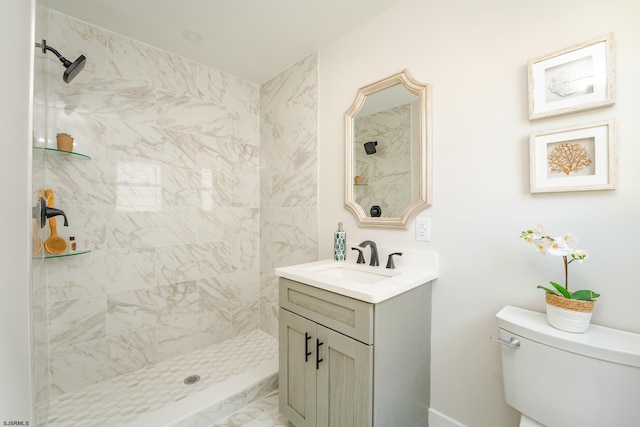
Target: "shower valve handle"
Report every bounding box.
[33,197,69,228]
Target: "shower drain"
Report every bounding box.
[183,374,201,385]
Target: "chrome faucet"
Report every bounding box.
[358,240,379,266]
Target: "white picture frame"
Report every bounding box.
[529,120,616,193]
[528,34,615,120]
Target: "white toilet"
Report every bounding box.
[493,306,640,427]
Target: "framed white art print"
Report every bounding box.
[529,120,616,193]
[528,34,615,120]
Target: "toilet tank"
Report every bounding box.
[495,306,640,427]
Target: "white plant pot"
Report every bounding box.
[544,293,595,334]
[545,303,593,333]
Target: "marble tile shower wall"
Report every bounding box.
[35,8,264,398]
[259,54,318,337]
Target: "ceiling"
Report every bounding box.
[41,0,403,83]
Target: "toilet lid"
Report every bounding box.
[496,306,640,368]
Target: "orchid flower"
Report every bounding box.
[548,235,575,256]
[519,226,591,295]
[520,225,545,243]
[571,250,588,263]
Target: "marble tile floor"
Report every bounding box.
[47,330,279,426]
[211,391,292,427]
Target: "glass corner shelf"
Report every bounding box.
[36,146,91,160]
[34,249,91,260]
[354,183,368,186]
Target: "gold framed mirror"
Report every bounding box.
[344,69,432,228]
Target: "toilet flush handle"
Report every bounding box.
[490,336,520,348]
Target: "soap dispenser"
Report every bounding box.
[334,222,346,261]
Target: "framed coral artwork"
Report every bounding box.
[529,120,616,193]
[528,34,615,120]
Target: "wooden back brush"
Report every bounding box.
[44,189,67,255]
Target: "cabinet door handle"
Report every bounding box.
[305,332,312,362]
[316,339,324,370]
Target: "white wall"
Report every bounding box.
[0,0,34,423]
[318,0,640,425]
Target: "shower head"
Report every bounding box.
[37,39,86,83]
[63,55,86,83]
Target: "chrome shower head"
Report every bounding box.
[37,39,86,83]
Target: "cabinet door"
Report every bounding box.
[316,325,373,427]
[280,308,317,427]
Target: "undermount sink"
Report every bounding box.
[308,262,399,284]
[275,254,438,303]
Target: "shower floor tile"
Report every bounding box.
[47,330,278,427]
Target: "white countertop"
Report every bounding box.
[275,251,438,303]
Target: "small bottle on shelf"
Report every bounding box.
[69,236,77,253]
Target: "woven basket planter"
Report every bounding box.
[545,293,595,333]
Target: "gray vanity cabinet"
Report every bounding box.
[279,277,431,427]
[279,309,317,427]
[280,308,372,427]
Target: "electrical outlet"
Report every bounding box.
[416,217,430,241]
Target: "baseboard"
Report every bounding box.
[428,408,467,427]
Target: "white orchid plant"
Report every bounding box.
[520,225,600,301]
